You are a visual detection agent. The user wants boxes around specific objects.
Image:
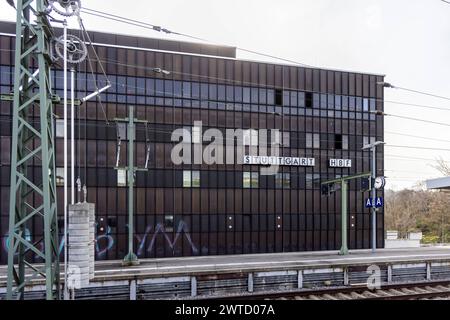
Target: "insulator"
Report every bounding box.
[54,34,87,64]
[48,0,81,17]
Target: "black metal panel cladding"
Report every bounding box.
[0,21,384,262]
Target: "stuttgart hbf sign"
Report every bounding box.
[329,159,352,168]
[243,155,315,167]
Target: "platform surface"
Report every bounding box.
[1,246,450,283]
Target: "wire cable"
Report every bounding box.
[392,85,450,102]
[77,16,110,124]
[80,7,313,67]
[382,112,450,127]
[385,131,450,144]
[2,51,450,113]
[386,145,450,151]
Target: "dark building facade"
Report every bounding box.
[0,21,384,263]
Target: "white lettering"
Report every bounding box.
[329,159,352,168]
[243,156,315,167]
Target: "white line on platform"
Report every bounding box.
[95,253,450,274]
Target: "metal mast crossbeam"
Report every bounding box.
[321,172,371,255]
[7,0,60,300]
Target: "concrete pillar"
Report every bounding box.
[297,270,303,289]
[88,203,95,280]
[130,280,137,300]
[248,273,254,292]
[344,268,349,286]
[191,276,197,297]
[387,265,392,284]
[426,263,431,281]
[68,203,91,288]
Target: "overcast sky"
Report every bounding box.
[1,0,450,190]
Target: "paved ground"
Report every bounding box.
[93,246,450,279]
[1,246,450,283]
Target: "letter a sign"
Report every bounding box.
[365,197,383,208]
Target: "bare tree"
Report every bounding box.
[431,157,450,176]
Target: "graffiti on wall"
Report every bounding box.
[2,220,198,260]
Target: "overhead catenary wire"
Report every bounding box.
[76,15,110,125]
[386,145,450,151]
[76,8,450,114]
[3,114,450,162]
[378,112,450,127]
[78,6,450,106]
[385,131,450,144]
[2,49,450,113]
[386,84,450,102]
[79,7,313,67]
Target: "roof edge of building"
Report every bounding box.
[0,19,385,77]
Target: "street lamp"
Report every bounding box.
[362,140,385,253]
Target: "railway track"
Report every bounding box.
[208,280,450,300]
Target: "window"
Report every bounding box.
[259,88,267,104]
[243,172,258,188]
[283,173,291,188]
[369,98,376,111]
[182,81,191,98]
[234,86,243,102]
[275,89,283,106]
[200,83,208,99]
[275,173,291,189]
[192,82,200,99]
[334,134,342,150]
[56,119,64,138]
[183,170,200,187]
[305,92,313,108]
[272,131,289,147]
[282,131,290,147]
[243,87,251,103]
[313,174,321,188]
[226,85,234,101]
[164,215,174,232]
[56,167,64,186]
[306,173,320,189]
[363,136,376,147]
[334,134,348,150]
[313,134,320,149]
[267,89,275,105]
[356,97,363,111]
[306,173,313,189]
[243,129,258,146]
[313,93,320,108]
[183,171,191,187]
[306,133,320,149]
[342,135,349,150]
[243,172,251,188]
[290,91,298,107]
[192,171,200,187]
[321,94,328,108]
[209,84,217,100]
[155,79,164,97]
[335,95,341,109]
[174,81,182,97]
[218,85,226,101]
[363,98,369,111]
[117,168,127,186]
[275,173,283,188]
